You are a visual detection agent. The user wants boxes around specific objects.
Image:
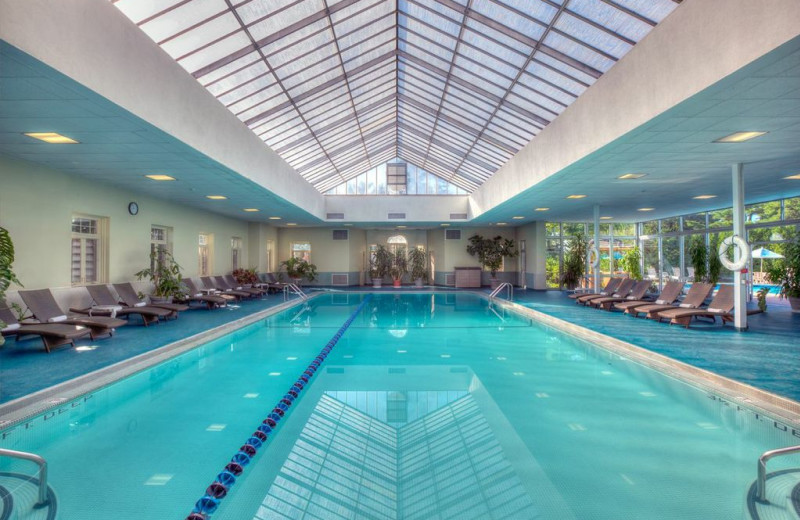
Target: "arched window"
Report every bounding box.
[387,235,407,256]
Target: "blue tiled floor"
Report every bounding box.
[511,290,800,402]
[0,294,294,403]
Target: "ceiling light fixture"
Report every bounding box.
[714,131,767,143]
[618,173,646,179]
[600,216,613,220]
[512,216,525,220]
[441,223,450,226]
[692,195,717,200]
[243,208,259,212]
[496,222,507,226]
[784,174,800,180]
[206,195,227,200]
[534,208,549,211]
[566,195,586,199]
[145,174,175,181]
[638,207,655,212]
[268,216,281,220]
[396,225,407,229]
[286,223,297,226]
[24,132,79,144]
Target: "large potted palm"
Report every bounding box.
[280,257,318,286]
[561,232,587,290]
[134,250,187,302]
[767,229,800,311]
[390,247,408,288]
[408,247,428,287]
[371,245,392,288]
[0,226,22,347]
[466,234,518,288]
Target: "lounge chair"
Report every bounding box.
[574,278,624,304]
[656,285,735,327]
[70,285,173,325]
[18,289,127,340]
[182,279,228,309]
[201,276,250,300]
[569,277,618,299]
[579,278,634,306]
[629,282,713,319]
[614,281,683,314]
[1,302,91,353]
[590,280,652,310]
[222,275,267,296]
[113,283,189,317]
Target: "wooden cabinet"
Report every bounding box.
[454,267,481,288]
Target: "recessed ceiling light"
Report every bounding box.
[286,223,297,226]
[268,216,281,220]
[243,208,259,212]
[566,195,586,199]
[512,216,525,220]
[396,225,407,229]
[784,174,800,180]
[344,223,353,226]
[535,207,549,211]
[692,195,717,200]
[206,195,227,200]
[618,173,646,179]
[24,132,79,144]
[145,174,175,181]
[441,223,450,226]
[638,207,655,212]
[714,131,767,143]
[600,216,613,220]
[496,222,507,226]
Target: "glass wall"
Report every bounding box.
[325,158,468,195]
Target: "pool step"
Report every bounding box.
[747,470,800,520]
[0,472,56,520]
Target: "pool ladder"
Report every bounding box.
[489,282,513,301]
[756,444,800,503]
[284,283,309,302]
[0,448,49,508]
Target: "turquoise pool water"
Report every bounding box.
[1,293,797,519]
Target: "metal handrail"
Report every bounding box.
[283,283,308,302]
[0,448,49,507]
[756,444,800,502]
[489,282,513,301]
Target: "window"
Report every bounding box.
[266,239,274,273]
[387,163,407,195]
[198,233,214,276]
[150,226,172,272]
[292,242,311,262]
[71,215,108,285]
[231,237,243,271]
[387,235,407,256]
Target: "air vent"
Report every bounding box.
[387,212,406,219]
[331,273,349,286]
[445,229,462,240]
[326,213,344,219]
[444,273,456,286]
[449,213,467,220]
[332,229,348,240]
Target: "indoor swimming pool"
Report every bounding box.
[1,292,798,519]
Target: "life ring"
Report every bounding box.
[587,247,600,269]
[718,235,750,271]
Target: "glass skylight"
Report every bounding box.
[324,157,467,195]
[111,0,679,193]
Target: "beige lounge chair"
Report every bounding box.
[574,278,624,304]
[113,283,189,317]
[19,289,127,340]
[629,283,713,319]
[183,279,228,308]
[656,285,735,327]
[70,285,173,326]
[1,301,91,353]
[569,277,617,299]
[613,281,683,314]
[579,278,633,306]
[223,275,267,296]
[590,280,652,310]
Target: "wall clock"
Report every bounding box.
[128,202,139,215]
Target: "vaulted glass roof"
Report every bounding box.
[111,0,679,193]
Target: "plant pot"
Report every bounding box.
[414,278,423,288]
[372,279,382,288]
[291,278,302,286]
[789,296,800,312]
[393,279,401,288]
[490,278,500,289]
[150,295,173,304]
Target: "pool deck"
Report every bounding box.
[2,286,798,413]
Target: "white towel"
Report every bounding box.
[2,323,20,332]
[678,303,693,308]
[48,315,68,323]
[707,307,723,313]
[655,299,666,305]
[134,302,147,308]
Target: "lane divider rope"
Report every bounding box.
[184,295,372,520]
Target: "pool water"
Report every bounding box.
[1,293,797,519]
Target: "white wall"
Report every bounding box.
[325,195,469,223]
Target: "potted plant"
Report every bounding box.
[688,236,708,283]
[408,247,427,287]
[232,267,259,286]
[390,247,408,288]
[371,245,392,288]
[134,250,186,303]
[560,231,587,290]
[0,226,22,347]
[766,229,800,311]
[466,234,518,288]
[280,257,317,286]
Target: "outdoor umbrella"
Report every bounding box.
[751,247,784,272]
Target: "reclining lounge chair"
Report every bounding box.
[628,282,713,319]
[112,282,189,317]
[613,281,683,314]
[1,302,91,353]
[182,279,229,309]
[19,289,127,340]
[655,285,735,328]
[222,275,267,296]
[569,277,619,300]
[70,285,173,325]
[201,276,250,300]
[579,278,634,306]
[590,280,652,310]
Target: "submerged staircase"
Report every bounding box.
[747,445,800,519]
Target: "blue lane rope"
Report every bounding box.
[184,295,372,520]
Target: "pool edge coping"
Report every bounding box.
[0,295,318,429]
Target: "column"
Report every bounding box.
[732,163,747,331]
[593,204,600,291]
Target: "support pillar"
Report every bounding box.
[732,163,747,331]
[593,204,600,291]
